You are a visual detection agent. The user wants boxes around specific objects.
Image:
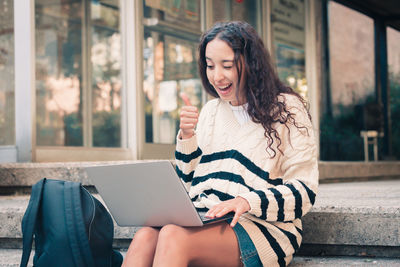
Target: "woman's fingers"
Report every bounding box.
[206,203,234,218]
[179,103,198,139]
[180,116,198,124]
[180,116,197,136]
[205,205,225,218]
[230,212,241,227]
[180,92,192,106]
[180,106,198,116]
[205,197,251,227]
[180,110,198,119]
[216,208,233,218]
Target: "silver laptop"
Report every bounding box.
[85,161,233,227]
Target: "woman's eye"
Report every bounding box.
[206,65,214,69]
[224,66,233,69]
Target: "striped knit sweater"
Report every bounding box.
[175,94,319,267]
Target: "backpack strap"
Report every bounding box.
[112,249,124,267]
[20,178,46,267]
[64,181,95,267]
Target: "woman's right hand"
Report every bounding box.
[179,92,199,139]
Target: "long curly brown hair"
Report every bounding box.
[198,21,310,157]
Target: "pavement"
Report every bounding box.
[0,175,399,265]
[1,249,399,267]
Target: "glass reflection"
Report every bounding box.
[143,0,202,145]
[320,2,375,161]
[388,27,400,160]
[35,0,83,146]
[0,0,14,146]
[143,32,202,144]
[91,0,122,147]
[35,0,122,147]
[271,0,307,98]
[212,0,258,29]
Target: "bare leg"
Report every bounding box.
[153,222,241,267]
[122,227,160,267]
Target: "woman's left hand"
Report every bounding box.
[205,197,251,227]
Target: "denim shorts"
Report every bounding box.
[228,219,263,267]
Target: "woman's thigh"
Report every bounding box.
[157,222,242,267]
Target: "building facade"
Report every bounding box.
[0,0,399,163]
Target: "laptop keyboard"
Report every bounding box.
[198,212,210,221]
[198,211,235,223]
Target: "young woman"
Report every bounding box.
[122,21,318,267]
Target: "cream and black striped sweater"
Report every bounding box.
[175,94,319,267]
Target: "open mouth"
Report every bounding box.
[217,83,232,92]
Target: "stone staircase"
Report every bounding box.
[0,161,399,266]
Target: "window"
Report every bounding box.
[271,0,307,98]
[320,1,375,161]
[140,0,262,159]
[0,0,14,146]
[35,0,122,148]
[143,31,202,144]
[387,27,400,160]
[211,0,259,28]
[140,0,203,158]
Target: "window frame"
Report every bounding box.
[34,0,137,162]
[14,0,35,162]
[8,0,139,162]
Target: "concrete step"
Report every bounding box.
[0,249,31,267]
[0,161,141,195]
[1,249,399,267]
[299,180,400,258]
[290,256,400,266]
[0,194,138,250]
[1,161,400,194]
[1,180,399,258]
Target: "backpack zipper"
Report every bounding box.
[83,187,96,241]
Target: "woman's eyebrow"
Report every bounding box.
[205,57,234,63]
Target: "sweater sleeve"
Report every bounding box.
[238,95,319,222]
[175,100,211,191]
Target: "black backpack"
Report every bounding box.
[20,178,123,267]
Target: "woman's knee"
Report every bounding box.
[159,224,187,239]
[126,227,159,256]
[157,224,189,250]
[132,227,159,245]
[123,227,159,266]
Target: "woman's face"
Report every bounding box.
[205,38,246,106]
